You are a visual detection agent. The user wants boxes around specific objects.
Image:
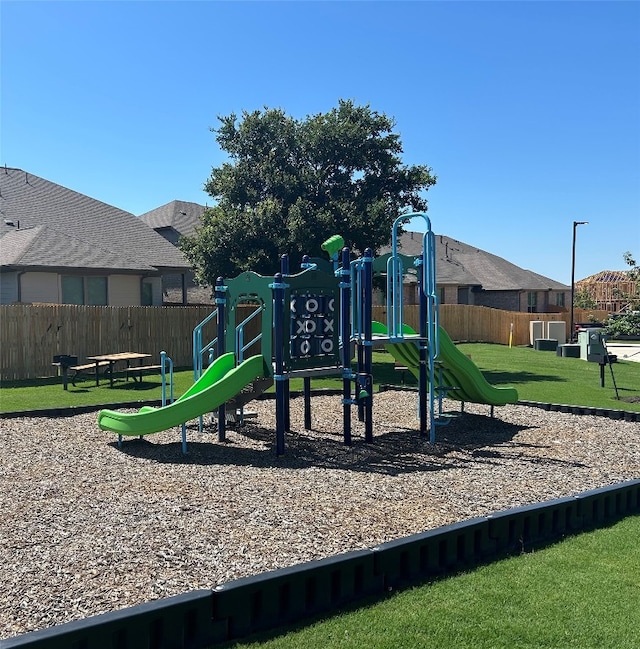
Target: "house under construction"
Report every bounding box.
[576,270,637,313]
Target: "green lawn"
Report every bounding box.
[227,515,640,649]
[454,342,640,412]
[1,345,638,414]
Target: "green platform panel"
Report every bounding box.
[224,271,274,366]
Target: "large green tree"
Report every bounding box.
[181,100,436,284]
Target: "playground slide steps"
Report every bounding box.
[226,375,274,412]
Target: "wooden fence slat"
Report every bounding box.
[0,305,609,382]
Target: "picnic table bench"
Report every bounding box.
[69,361,110,386]
[122,364,163,383]
[85,352,153,388]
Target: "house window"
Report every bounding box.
[61,276,84,304]
[439,287,445,304]
[87,277,107,305]
[61,276,107,305]
[141,281,153,306]
[527,291,538,313]
[556,292,565,307]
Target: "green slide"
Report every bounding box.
[372,321,518,406]
[97,353,270,436]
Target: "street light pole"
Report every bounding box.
[570,220,588,343]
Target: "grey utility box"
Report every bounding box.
[529,321,544,346]
[578,328,606,362]
[547,321,567,345]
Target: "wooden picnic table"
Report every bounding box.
[86,352,152,388]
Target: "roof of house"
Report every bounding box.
[139,200,206,238]
[0,168,190,273]
[382,231,569,291]
[577,270,631,284]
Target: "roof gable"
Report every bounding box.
[382,231,569,290]
[0,168,190,272]
[139,200,206,238]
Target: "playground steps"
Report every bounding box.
[226,376,274,412]
[434,411,461,426]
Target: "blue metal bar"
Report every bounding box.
[235,306,264,361]
[280,255,291,434]
[192,308,219,381]
[340,247,352,446]
[216,277,227,442]
[303,376,312,429]
[362,248,374,442]
[160,351,174,406]
[416,258,428,437]
[271,272,288,455]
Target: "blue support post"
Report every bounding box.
[416,257,428,437]
[300,255,313,429]
[340,247,352,446]
[272,272,287,455]
[215,277,227,442]
[303,377,312,429]
[356,258,365,422]
[362,248,374,442]
[281,255,291,433]
[424,229,439,443]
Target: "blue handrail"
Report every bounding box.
[160,351,174,405]
[192,308,218,380]
[235,305,264,363]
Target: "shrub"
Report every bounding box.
[604,311,640,338]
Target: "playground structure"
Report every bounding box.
[97,213,518,453]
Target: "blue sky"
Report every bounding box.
[2,1,638,285]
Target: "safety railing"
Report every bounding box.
[192,309,218,380]
[235,304,264,363]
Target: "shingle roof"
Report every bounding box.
[382,231,569,291]
[2,225,155,271]
[0,168,190,272]
[139,200,205,237]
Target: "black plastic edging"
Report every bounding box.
[4,480,640,649]
[212,549,381,641]
[517,400,640,422]
[0,589,215,649]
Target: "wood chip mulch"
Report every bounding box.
[1,391,638,639]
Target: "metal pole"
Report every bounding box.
[272,272,287,455]
[340,247,352,446]
[416,257,428,437]
[570,221,588,343]
[362,248,373,443]
[215,277,227,442]
[281,255,291,434]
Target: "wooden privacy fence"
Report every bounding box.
[373,305,608,346]
[0,304,608,382]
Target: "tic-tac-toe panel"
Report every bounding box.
[288,291,339,370]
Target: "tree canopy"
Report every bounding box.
[180,100,436,284]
